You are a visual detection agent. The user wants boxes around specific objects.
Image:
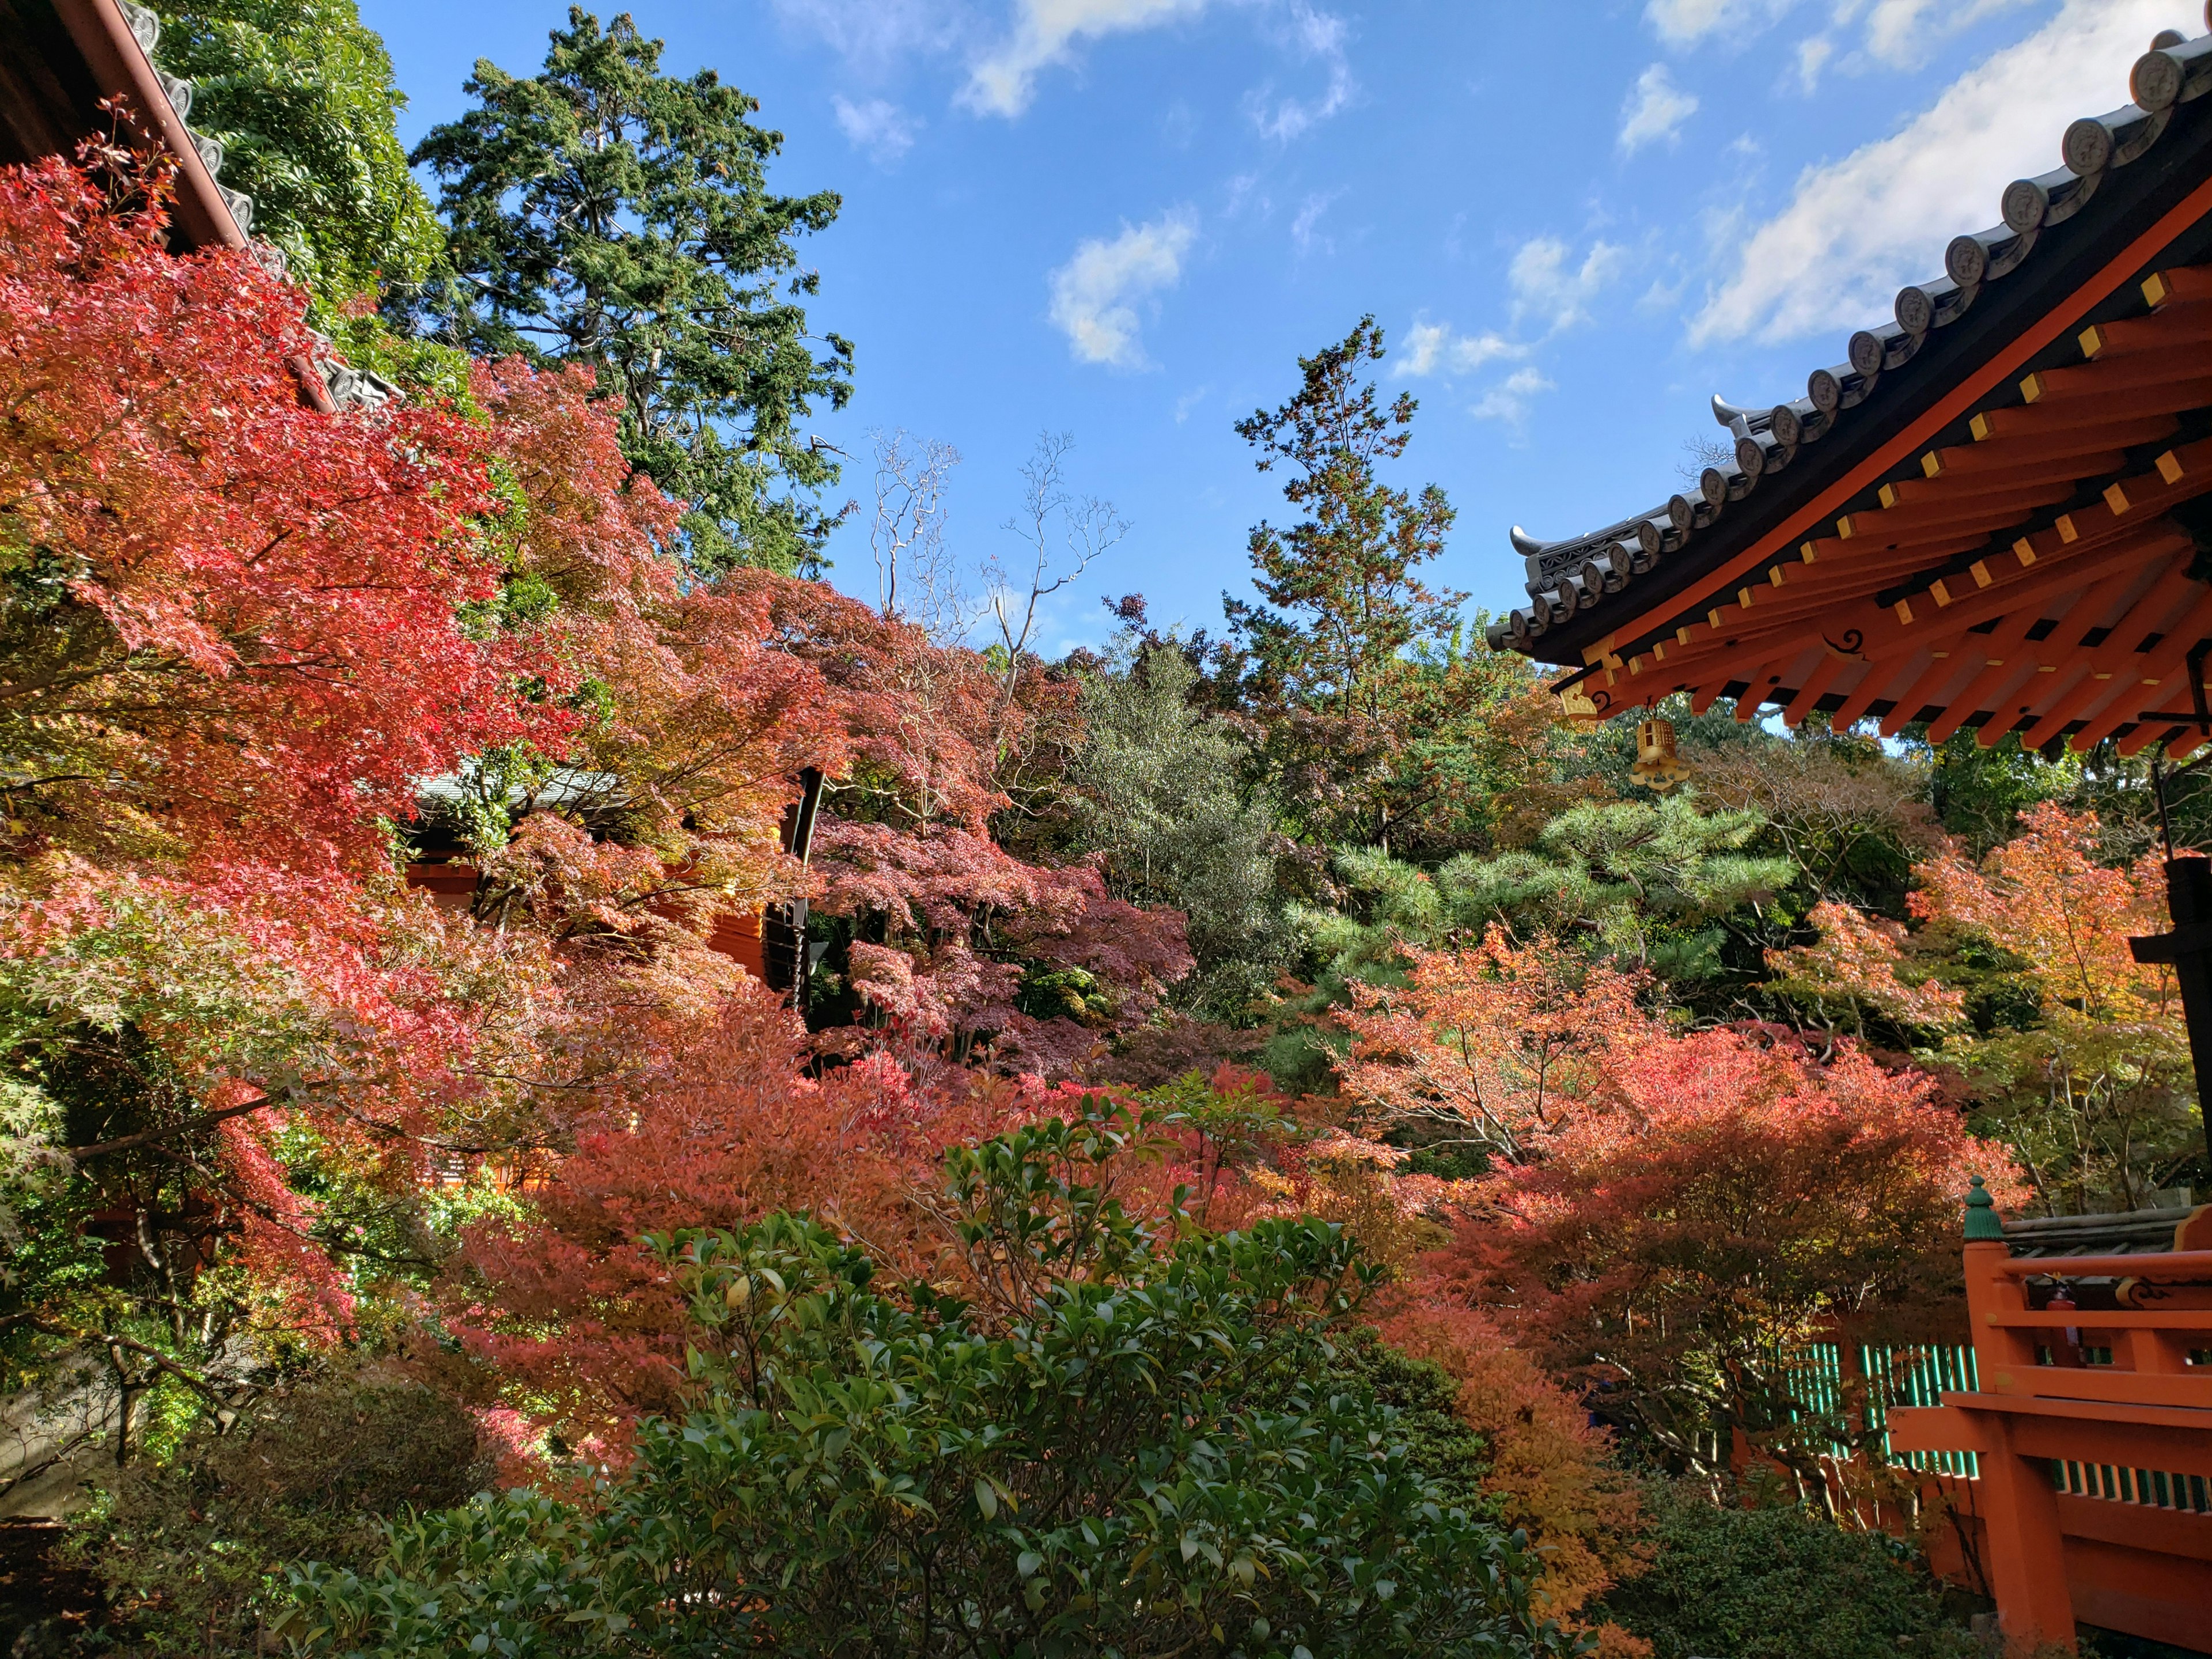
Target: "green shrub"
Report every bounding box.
[281,1106,1577,1659]
[72,1370,487,1654]
[1595,1481,1972,1659]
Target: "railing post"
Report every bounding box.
[1961,1177,2078,1656]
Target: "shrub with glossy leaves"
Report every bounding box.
[1593,1482,1970,1659]
[281,1108,1581,1659]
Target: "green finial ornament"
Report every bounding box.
[1964,1175,2006,1242]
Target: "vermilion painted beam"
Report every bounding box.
[1919,415,2182,479]
[1832,484,2073,546]
[1936,563,2160,745]
[1831,641,1959,730]
[1781,652,1849,727]
[2073,585,2212,749]
[2020,561,2200,749]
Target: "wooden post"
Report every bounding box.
[1962,1178,2077,1656]
[2127,855,2212,1171]
[1976,1414,2078,1658]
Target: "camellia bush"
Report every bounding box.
[279,1107,1582,1659]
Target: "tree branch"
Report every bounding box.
[68,1094,272,1160]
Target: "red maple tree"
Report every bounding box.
[1434,1027,2023,1476]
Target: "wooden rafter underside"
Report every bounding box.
[1580,265,2212,753]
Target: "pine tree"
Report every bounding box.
[1226,317,1464,850]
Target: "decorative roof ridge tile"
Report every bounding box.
[113,0,396,410]
[1490,7,2212,657]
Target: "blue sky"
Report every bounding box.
[362,0,2203,653]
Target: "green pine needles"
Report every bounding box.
[406,7,854,576]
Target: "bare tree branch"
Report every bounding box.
[67,1095,272,1161]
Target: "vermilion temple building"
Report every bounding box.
[1487,15,2212,1653]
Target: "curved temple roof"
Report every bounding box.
[1491,10,2212,712]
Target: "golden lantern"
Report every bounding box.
[1630,717,1688,791]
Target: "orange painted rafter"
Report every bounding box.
[1879,650,1976,737]
[1967,378,2212,441]
[1734,658,1781,720]
[1930,562,2154,744]
[2019,559,2203,748]
[1816,471,2206,664]
[1918,415,2184,479]
[1713,531,2137,691]
[2145,265,2212,308]
[2017,353,2212,407]
[1582,187,2212,657]
[2001,660,2095,748]
[1871,457,2128,510]
[1658,537,2019,676]
[1639,440,2164,676]
[2075,298,2212,361]
[1925,634,2066,746]
[2071,584,2212,749]
[1638,438,2211,727]
[1832,487,2074,548]
[1781,652,1850,727]
[1831,639,1961,729]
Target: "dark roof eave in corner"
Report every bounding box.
[49,0,246,253]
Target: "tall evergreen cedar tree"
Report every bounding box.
[407,8,853,575]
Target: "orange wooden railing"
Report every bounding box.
[1888,1181,2212,1654]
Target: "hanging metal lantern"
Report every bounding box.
[1630,717,1688,791]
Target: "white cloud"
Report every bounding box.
[1862,0,2035,68]
[1645,0,2031,58]
[1393,233,1615,426]
[1247,3,1354,141]
[775,0,966,74]
[1618,63,1699,153]
[1509,236,1627,332]
[1048,207,1198,368]
[964,0,1207,117]
[1691,0,2195,347]
[1471,366,1555,425]
[1290,190,1341,255]
[834,95,921,162]
[1644,0,1794,46]
[1393,320,1524,378]
[1795,35,1834,92]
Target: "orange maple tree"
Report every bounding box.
[1437,1027,2022,1479]
[1335,927,1656,1166]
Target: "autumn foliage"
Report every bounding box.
[1380,1298,1649,1646]
[0,154,559,876]
[1336,928,1655,1166]
[1435,1028,2022,1468]
[445,993,934,1451]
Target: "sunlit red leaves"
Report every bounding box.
[1440,1028,2025,1383]
[445,990,948,1454]
[0,157,563,872]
